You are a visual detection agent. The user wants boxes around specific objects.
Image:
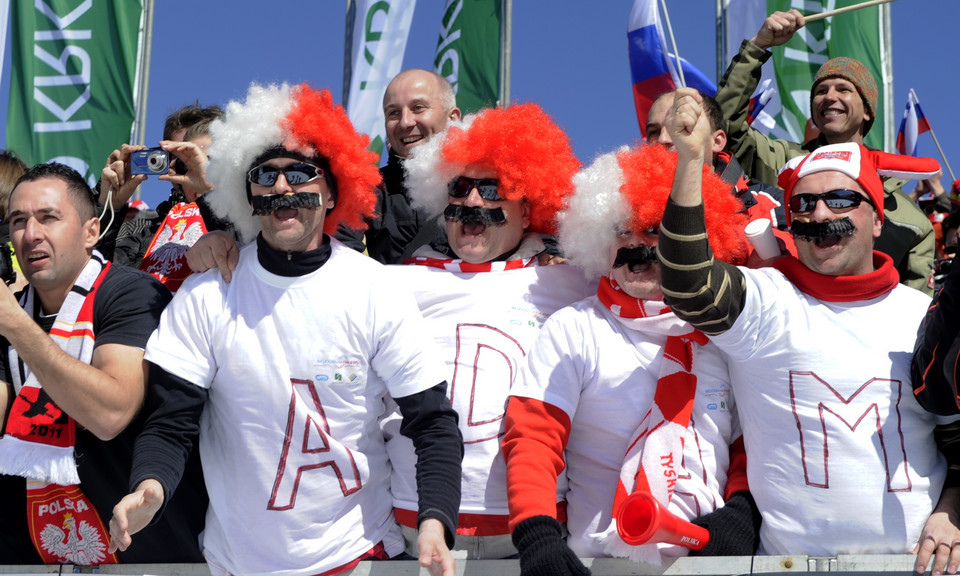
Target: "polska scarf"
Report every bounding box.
[773,250,899,302]
[0,252,117,565]
[591,275,708,564]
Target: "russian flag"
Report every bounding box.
[896,88,932,156]
[628,0,716,138]
[746,78,775,125]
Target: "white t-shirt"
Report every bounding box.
[384,261,593,531]
[145,239,446,576]
[511,295,738,558]
[713,267,950,555]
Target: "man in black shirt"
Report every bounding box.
[0,162,204,565]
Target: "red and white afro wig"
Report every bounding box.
[559,144,748,279]
[204,82,381,243]
[404,103,579,235]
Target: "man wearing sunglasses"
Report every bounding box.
[658,88,960,573]
[107,83,462,576]
[384,103,593,560]
[714,9,935,295]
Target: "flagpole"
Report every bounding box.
[715,0,724,82]
[928,126,957,182]
[131,0,153,147]
[131,0,154,200]
[499,0,512,106]
[658,0,684,87]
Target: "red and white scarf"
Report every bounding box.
[403,232,542,272]
[0,252,117,565]
[590,276,707,563]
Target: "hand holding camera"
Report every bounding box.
[99,144,149,210]
[159,140,214,203]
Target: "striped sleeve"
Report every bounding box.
[657,198,747,335]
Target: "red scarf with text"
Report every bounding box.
[593,276,708,562]
[773,251,899,302]
[0,252,117,565]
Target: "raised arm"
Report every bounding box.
[657,89,747,334]
[714,10,807,186]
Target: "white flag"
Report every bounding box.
[344,0,417,159]
[0,0,10,103]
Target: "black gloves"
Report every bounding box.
[512,515,591,576]
[690,490,762,556]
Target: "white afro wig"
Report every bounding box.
[558,148,630,279]
[403,114,473,219]
[205,83,293,243]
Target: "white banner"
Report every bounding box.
[344,0,417,158]
[0,0,9,93]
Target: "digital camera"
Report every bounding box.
[131,148,170,175]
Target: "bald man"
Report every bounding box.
[336,69,462,263]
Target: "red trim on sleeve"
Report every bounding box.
[501,396,572,531]
[724,436,750,499]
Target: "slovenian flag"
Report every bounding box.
[896,88,931,156]
[628,0,716,139]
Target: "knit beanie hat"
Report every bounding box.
[811,57,879,135]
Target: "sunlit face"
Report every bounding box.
[609,228,662,301]
[9,177,98,312]
[645,92,723,160]
[383,71,461,158]
[249,155,335,253]
[811,78,871,144]
[445,165,529,264]
[791,170,881,277]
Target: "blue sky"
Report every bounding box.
[1,0,957,207]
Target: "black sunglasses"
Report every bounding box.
[789,189,875,214]
[447,176,503,201]
[247,163,324,187]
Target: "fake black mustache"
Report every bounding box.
[443,205,507,226]
[613,245,659,269]
[251,192,322,216]
[790,218,856,242]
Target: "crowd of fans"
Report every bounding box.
[2,8,960,576]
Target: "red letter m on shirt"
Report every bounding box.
[790,372,910,491]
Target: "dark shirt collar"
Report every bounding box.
[256,233,332,277]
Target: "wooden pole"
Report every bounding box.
[804,0,896,22]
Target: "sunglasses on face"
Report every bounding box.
[788,189,874,214]
[247,163,324,187]
[447,176,503,201]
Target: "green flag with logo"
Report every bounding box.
[766,0,890,151]
[6,0,144,187]
[433,0,502,114]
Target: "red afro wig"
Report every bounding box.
[283,85,381,235]
[618,145,747,263]
[440,103,579,234]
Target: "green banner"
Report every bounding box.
[768,0,888,150]
[433,0,501,114]
[6,0,143,186]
